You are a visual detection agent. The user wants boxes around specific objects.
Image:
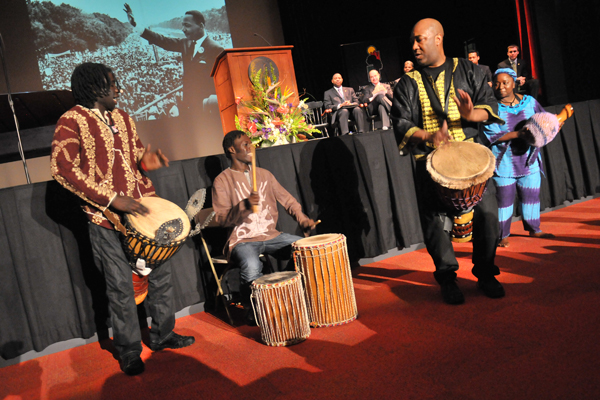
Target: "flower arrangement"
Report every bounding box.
[235,66,320,147]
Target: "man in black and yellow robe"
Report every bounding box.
[391,18,505,305]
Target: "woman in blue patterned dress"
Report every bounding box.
[481,68,554,247]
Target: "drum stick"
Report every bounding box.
[251,144,259,214]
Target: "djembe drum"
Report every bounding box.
[293,234,358,327]
[250,271,311,347]
[122,197,191,304]
[426,141,496,243]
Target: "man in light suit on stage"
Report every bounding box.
[124,5,224,115]
[323,73,368,135]
[497,44,539,99]
[359,69,393,130]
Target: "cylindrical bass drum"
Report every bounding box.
[293,234,358,327]
[251,271,311,347]
[122,197,190,304]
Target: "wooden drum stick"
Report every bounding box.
[251,144,259,214]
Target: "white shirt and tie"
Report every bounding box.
[335,86,345,109]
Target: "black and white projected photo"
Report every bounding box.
[27,0,232,121]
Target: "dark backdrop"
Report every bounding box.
[278,0,600,106]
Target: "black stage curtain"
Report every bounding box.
[2,103,600,359]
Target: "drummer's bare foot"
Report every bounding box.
[498,238,510,247]
[529,231,555,238]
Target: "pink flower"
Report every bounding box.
[277,106,289,114]
[272,117,283,127]
[235,96,243,105]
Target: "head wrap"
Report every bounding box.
[494,68,517,82]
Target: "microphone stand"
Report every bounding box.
[0,33,31,184]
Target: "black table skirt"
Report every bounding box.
[2,100,599,360]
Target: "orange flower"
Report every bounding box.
[272,117,283,127]
[277,106,289,114]
[248,122,257,133]
[235,96,243,105]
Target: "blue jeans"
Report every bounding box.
[89,223,175,358]
[230,233,302,284]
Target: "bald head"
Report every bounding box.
[413,18,444,38]
[411,18,446,68]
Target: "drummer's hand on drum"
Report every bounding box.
[431,120,450,148]
[111,195,149,216]
[140,144,169,171]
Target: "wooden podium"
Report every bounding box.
[210,46,299,135]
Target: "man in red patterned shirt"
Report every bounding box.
[51,63,193,376]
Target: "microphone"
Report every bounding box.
[253,33,273,47]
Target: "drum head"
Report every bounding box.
[253,271,299,287]
[126,197,190,241]
[427,141,495,190]
[294,233,342,248]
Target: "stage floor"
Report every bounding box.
[2,197,599,399]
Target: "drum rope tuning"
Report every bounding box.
[250,272,311,346]
[293,234,358,328]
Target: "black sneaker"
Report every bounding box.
[477,276,505,298]
[120,354,145,376]
[440,279,465,305]
[150,332,195,351]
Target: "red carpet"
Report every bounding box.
[2,199,600,400]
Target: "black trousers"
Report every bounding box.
[89,223,176,358]
[414,160,500,284]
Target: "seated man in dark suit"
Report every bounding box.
[359,69,393,130]
[497,44,539,99]
[468,50,493,87]
[323,73,368,135]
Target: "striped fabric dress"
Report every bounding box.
[482,95,545,238]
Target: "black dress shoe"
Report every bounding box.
[477,276,505,298]
[150,332,195,351]
[440,279,465,305]
[120,354,145,376]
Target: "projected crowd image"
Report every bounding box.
[28,0,233,122]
